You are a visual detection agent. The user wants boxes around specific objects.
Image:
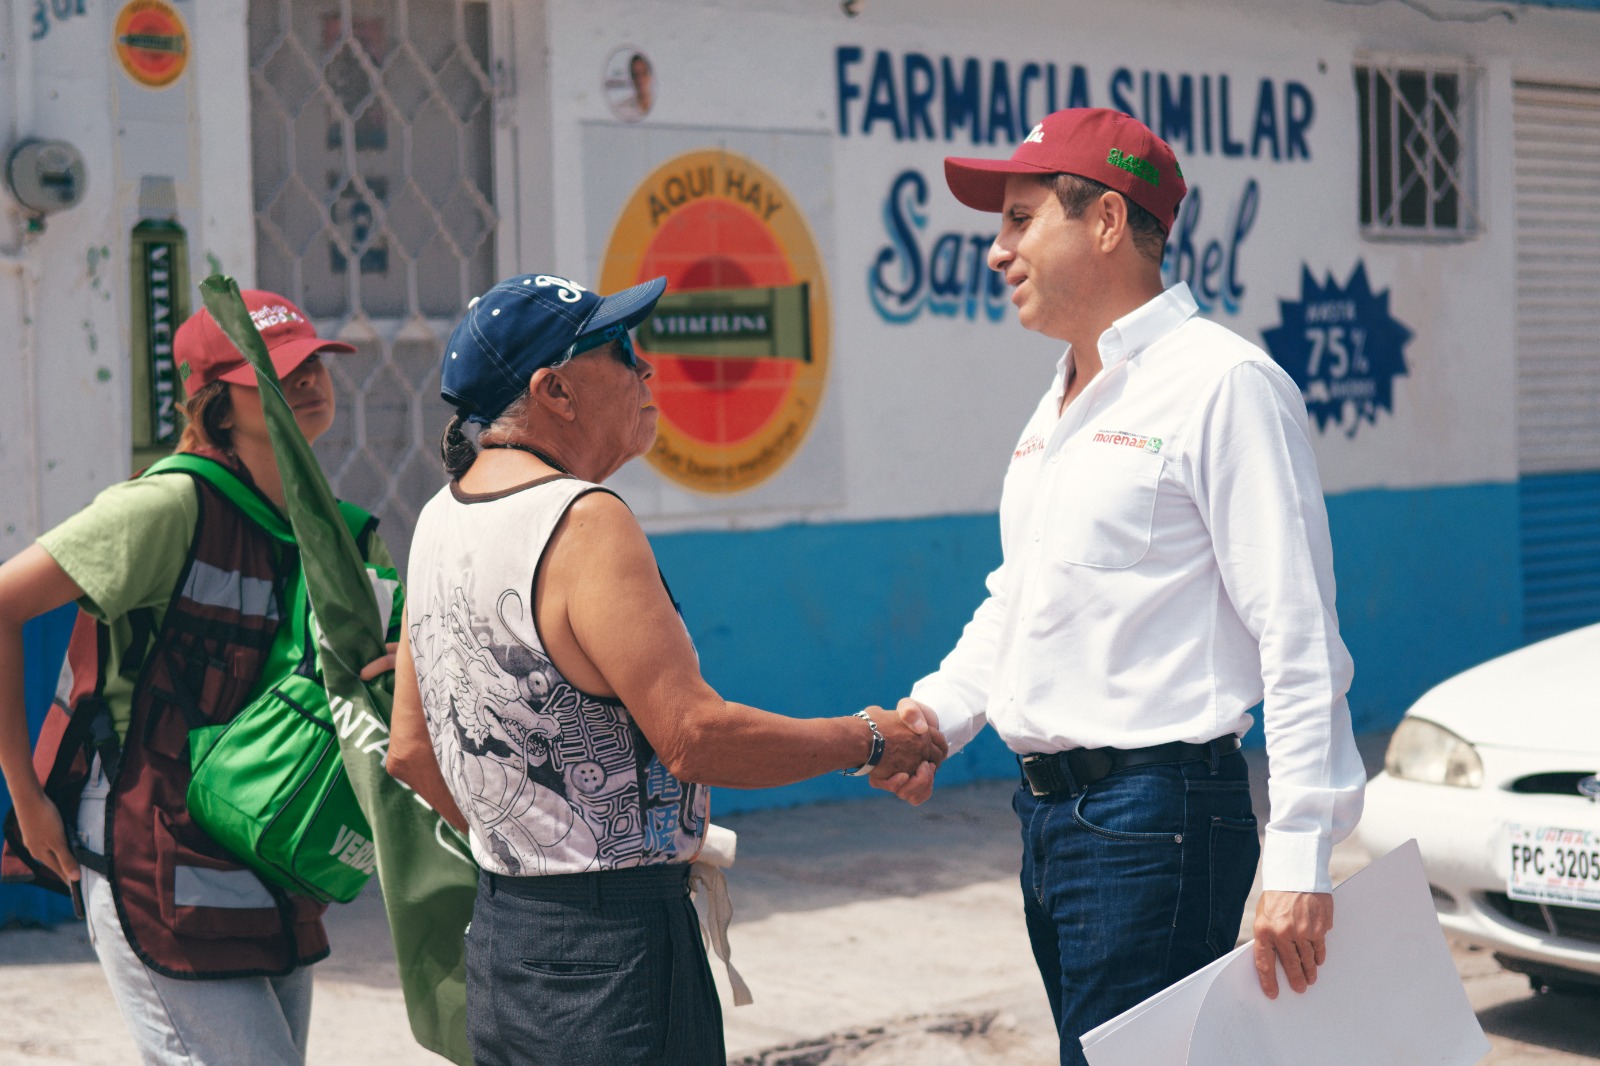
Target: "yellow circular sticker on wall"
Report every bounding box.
[114,0,189,89]
[600,150,830,494]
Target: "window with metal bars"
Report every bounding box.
[1355,59,1479,240]
[248,0,496,572]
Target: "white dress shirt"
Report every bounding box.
[910,283,1365,893]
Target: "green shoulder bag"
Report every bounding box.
[145,454,402,904]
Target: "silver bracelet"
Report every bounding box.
[842,710,886,777]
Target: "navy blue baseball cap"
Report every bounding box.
[441,272,668,423]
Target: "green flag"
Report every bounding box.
[199,276,477,1065]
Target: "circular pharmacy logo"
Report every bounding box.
[600,149,831,494]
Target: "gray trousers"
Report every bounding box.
[465,863,725,1066]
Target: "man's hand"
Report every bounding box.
[1253,889,1333,998]
[860,702,947,784]
[869,699,943,805]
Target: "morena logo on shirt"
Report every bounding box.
[1013,434,1046,460]
[1092,429,1164,454]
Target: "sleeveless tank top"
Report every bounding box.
[406,474,707,876]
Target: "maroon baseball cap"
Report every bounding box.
[174,290,355,393]
[945,108,1187,233]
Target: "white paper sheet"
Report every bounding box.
[1080,840,1490,1066]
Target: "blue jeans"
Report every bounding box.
[1014,750,1260,1066]
[79,766,312,1065]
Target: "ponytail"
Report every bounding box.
[440,412,477,480]
[176,380,234,455]
[440,392,536,479]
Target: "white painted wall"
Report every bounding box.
[1,0,123,556]
[0,0,253,558]
[4,0,1599,551]
[527,0,1600,531]
[189,0,254,308]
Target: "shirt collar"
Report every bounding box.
[1050,348,1071,402]
[1096,282,1199,370]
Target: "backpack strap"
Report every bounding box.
[142,454,382,700]
[142,453,374,545]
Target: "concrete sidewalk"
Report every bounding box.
[1,742,1373,1065]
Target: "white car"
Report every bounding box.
[1357,623,1600,992]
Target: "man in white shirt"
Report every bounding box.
[873,108,1366,1065]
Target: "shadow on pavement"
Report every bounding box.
[0,922,96,966]
[715,778,1023,924]
[1477,991,1600,1056]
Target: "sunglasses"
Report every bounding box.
[552,323,639,370]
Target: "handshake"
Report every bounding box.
[857,698,945,806]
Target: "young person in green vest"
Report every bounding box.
[0,291,399,1066]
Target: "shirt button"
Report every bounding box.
[1032,532,1042,543]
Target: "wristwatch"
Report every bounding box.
[842,710,886,777]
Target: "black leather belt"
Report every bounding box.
[484,862,690,905]
[1019,736,1241,798]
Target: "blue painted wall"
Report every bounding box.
[650,479,1523,815]
[0,603,77,927]
[1322,480,1523,728]
[653,514,1022,818]
[1519,470,1600,643]
[1478,0,1600,9]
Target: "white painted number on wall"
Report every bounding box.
[1305,326,1368,379]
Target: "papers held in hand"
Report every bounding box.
[1080,840,1490,1066]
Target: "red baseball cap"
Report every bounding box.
[174,290,355,393]
[944,108,1187,233]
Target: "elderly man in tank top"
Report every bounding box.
[386,272,947,1066]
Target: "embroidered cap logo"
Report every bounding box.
[1106,148,1161,188]
[250,304,303,331]
[532,275,588,303]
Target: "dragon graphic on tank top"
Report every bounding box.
[411,585,704,875]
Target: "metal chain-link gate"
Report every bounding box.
[249,0,496,570]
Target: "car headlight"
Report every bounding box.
[1384,717,1483,788]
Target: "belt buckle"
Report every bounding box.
[1020,753,1048,797]
[1021,752,1077,797]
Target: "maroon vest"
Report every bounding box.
[3,451,335,978]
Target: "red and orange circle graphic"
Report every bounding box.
[600,150,830,494]
[114,0,189,89]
